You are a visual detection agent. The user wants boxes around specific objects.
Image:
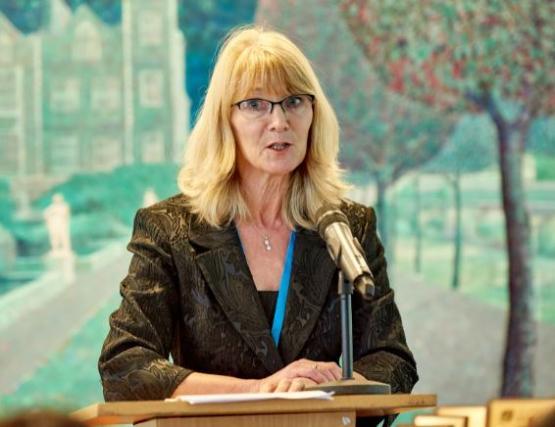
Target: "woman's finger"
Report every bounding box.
[316,361,342,382]
[317,368,336,383]
[274,378,291,393]
[297,367,328,384]
[309,362,336,383]
[300,361,340,383]
[279,359,342,384]
[259,379,275,393]
[289,378,306,392]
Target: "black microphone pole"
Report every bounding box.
[338,270,354,380]
[312,265,390,394]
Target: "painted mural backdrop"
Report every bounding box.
[0,0,553,422]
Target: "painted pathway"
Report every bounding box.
[394,270,555,404]
[0,243,130,395]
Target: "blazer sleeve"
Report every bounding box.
[352,206,419,393]
[98,208,193,401]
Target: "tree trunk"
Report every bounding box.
[414,176,422,273]
[493,114,536,397]
[451,171,462,290]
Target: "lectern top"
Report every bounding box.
[72,393,436,426]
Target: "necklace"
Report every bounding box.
[250,222,273,251]
[262,234,272,251]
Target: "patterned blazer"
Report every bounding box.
[99,194,418,401]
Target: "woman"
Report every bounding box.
[99,26,417,400]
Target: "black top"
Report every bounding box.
[258,291,278,324]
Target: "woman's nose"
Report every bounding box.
[267,106,290,131]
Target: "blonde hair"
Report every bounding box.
[177,26,349,229]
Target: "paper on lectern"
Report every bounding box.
[165,390,334,405]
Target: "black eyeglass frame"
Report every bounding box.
[232,93,315,114]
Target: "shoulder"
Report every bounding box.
[133,193,198,240]
[339,199,377,240]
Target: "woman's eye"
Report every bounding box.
[241,99,265,111]
[285,96,302,109]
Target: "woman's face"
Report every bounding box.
[230,89,313,180]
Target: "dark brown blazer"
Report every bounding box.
[99,194,418,401]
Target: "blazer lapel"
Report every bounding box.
[189,220,284,373]
[278,228,337,364]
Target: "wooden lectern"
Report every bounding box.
[73,393,435,426]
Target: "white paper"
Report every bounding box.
[165,390,334,405]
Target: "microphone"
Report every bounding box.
[316,205,375,299]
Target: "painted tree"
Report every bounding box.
[64,0,121,25]
[0,0,45,33]
[257,0,452,252]
[339,88,452,251]
[179,0,257,120]
[341,0,555,395]
[424,114,496,288]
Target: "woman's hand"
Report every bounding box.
[254,359,342,392]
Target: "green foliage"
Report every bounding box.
[11,219,49,257]
[475,217,506,246]
[345,170,373,187]
[425,113,496,174]
[535,156,555,181]
[422,215,446,240]
[0,0,46,33]
[35,163,179,226]
[9,164,179,256]
[0,0,122,32]
[397,184,450,210]
[0,178,14,228]
[64,0,121,25]
[340,0,555,116]
[536,219,555,257]
[70,212,129,255]
[529,117,555,157]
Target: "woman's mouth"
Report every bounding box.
[268,142,291,151]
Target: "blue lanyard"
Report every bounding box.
[271,231,296,346]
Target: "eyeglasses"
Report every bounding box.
[232,94,315,119]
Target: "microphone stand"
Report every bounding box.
[310,270,391,395]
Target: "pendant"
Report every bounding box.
[263,235,272,251]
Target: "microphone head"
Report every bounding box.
[315,205,349,238]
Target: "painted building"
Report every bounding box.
[0,0,189,185]
[0,14,42,178]
[123,0,189,165]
